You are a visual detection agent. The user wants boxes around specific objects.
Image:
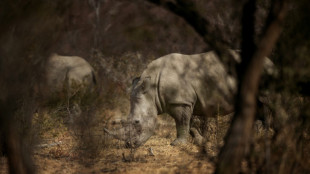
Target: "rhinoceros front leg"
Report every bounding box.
[168,105,192,146]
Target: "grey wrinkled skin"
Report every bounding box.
[105,50,275,148]
[46,53,96,99]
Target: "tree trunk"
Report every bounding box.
[215,0,287,173]
[4,125,34,174]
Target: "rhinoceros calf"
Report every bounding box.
[46,53,96,99]
[105,50,275,148]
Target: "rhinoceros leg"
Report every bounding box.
[168,105,192,146]
[190,127,205,146]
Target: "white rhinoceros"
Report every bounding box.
[104,50,275,148]
[46,53,96,99]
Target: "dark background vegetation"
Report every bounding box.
[0,0,310,173]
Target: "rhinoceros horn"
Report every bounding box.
[104,127,128,141]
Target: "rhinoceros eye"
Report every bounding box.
[133,96,142,101]
[134,120,140,124]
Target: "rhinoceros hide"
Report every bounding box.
[46,53,96,99]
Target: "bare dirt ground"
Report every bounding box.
[0,114,220,174]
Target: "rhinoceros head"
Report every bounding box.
[105,76,158,148]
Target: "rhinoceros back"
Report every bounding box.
[142,51,235,116]
[46,54,95,97]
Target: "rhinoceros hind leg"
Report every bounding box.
[169,105,192,146]
[190,128,206,146]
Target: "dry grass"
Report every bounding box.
[1,111,220,174]
[1,104,308,174]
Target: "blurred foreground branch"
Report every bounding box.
[145,0,238,69]
[146,0,228,50]
[0,1,71,173]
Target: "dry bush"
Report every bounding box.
[92,51,153,113]
[244,94,310,173]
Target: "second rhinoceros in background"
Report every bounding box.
[46,53,96,100]
[104,50,274,148]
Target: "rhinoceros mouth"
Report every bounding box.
[104,127,152,148]
[104,128,128,141]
